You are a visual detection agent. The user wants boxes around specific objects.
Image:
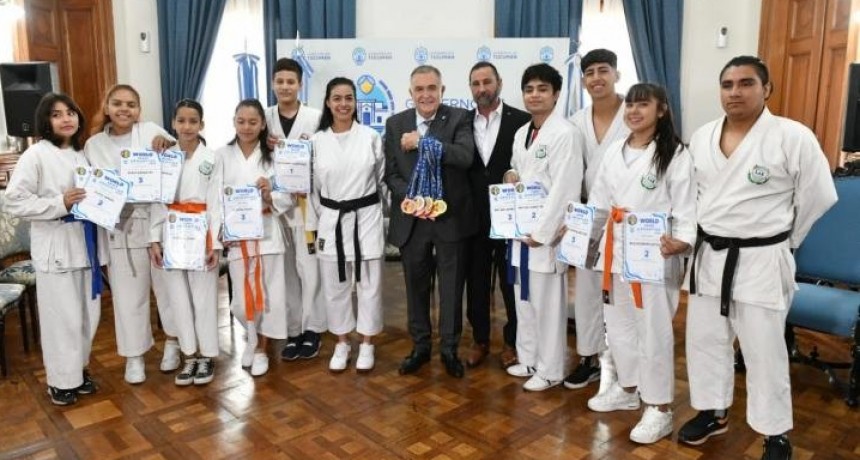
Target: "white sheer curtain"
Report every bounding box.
[578,0,639,104]
[199,0,266,149]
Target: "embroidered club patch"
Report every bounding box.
[535,145,547,159]
[640,172,658,190]
[199,160,214,176]
[747,164,770,184]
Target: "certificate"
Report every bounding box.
[557,202,607,269]
[71,168,130,231]
[222,185,264,241]
[120,149,161,202]
[622,211,670,284]
[514,182,546,237]
[488,183,517,239]
[159,150,185,204]
[162,211,208,271]
[273,139,312,193]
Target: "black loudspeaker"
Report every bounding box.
[1,62,57,137]
[844,63,860,153]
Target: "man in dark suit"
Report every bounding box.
[384,65,477,378]
[464,62,530,369]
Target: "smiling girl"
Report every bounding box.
[586,83,696,444]
[5,93,110,405]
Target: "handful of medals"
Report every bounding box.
[400,135,448,220]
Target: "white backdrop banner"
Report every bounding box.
[276,38,581,135]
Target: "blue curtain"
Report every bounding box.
[156,0,227,127]
[495,0,584,54]
[622,0,683,132]
[263,0,356,105]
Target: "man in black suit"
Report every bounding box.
[384,65,477,378]
[464,62,530,369]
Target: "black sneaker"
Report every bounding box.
[280,335,302,361]
[193,358,215,385]
[47,386,78,406]
[678,410,729,445]
[298,331,321,359]
[76,369,97,395]
[563,356,600,389]
[174,358,197,386]
[761,434,792,460]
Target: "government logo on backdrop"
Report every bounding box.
[352,47,367,66]
[356,74,395,134]
[414,46,429,65]
[540,46,554,63]
[476,46,492,62]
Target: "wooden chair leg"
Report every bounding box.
[848,318,860,407]
[17,293,28,353]
[27,288,38,348]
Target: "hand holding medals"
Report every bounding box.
[400,135,448,220]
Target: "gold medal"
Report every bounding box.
[432,199,448,217]
[413,196,425,214]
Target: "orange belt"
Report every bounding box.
[236,207,272,321]
[167,202,212,252]
[602,206,643,308]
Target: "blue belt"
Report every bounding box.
[506,241,529,301]
[60,215,103,299]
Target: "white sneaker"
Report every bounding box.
[597,349,618,395]
[329,342,351,372]
[124,356,146,384]
[160,339,181,372]
[630,406,674,444]
[250,352,269,376]
[356,343,375,372]
[587,383,640,412]
[523,375,561,392]
[506,363,536,378]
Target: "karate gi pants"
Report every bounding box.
[36,269,100,389]
[109,247,154,357]
[159,267,219,357]
[229,253,288,339]
[320,258,383,336]
[283,224,326,336]
[152,267,178,338]
[604,274,678,405]
[573,268,608,356]
[686,294,793,435]
[513,269,567,381]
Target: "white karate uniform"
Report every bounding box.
[4,140,110,389]
[686,109,837,435]
[85,121,174,357]
[568,102,630,355]
[508,114,584,381]
[589,141,696,405]
[312,123,385,336]
[150,143,221,357]
[215,142,292,339]
[265,104,326,336]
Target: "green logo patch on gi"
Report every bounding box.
[199,160,214,176]
[747,164,770,184]
[535,145,547,159]
[640,172,658,190]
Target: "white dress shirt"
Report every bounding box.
[473,102,503,166]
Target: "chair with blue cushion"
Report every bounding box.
[0,192,38,352]
[786,176,860,407]
[0,283,26,377]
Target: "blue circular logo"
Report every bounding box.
[414,46,429,65]
[356,74,395,135]
[352,47,367,66]
[539,46,554,63]
[476,46,492,62]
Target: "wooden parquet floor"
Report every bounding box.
[1,263,858,459]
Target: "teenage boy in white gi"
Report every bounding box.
[565,48,630,392]
[503,63,584,391]
[681,55,837,460]
[264,57,326,360]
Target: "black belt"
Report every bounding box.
[320,192,380,282]
[689,225,790,316]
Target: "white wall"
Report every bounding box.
[112,0,164,126]
[680,0,762,139]
[357,0,493,38]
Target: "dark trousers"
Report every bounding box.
[465,233,517,347]
[400,219,467,354]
